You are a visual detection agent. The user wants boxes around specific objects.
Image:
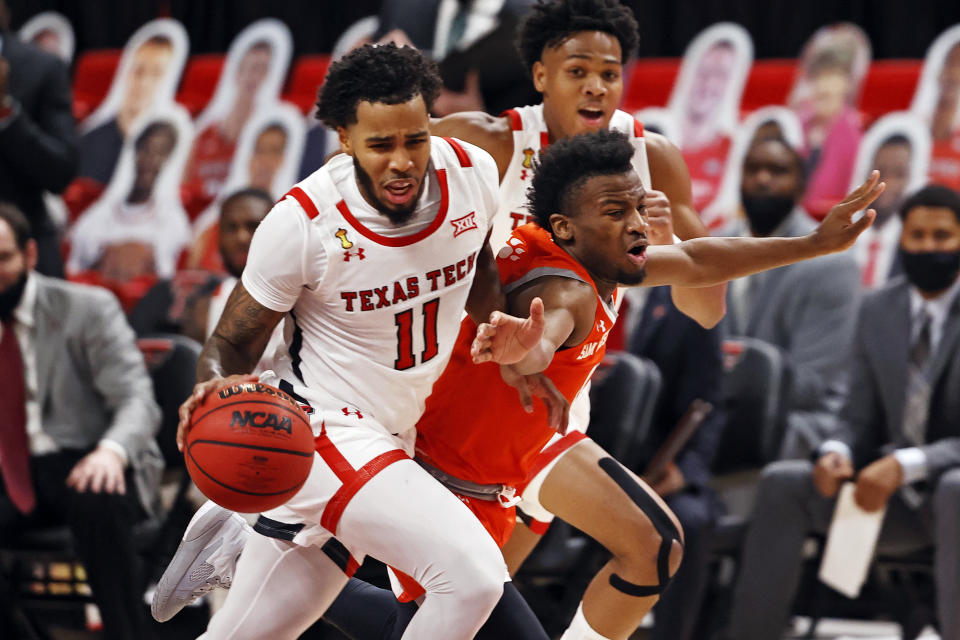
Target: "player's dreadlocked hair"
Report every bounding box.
[527,129,635,233]
[517,0,640,74]
[315,43,442,129]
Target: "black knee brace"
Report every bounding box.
[599,457,682,597]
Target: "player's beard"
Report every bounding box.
[354,156,421,226]
[0,269,28,322]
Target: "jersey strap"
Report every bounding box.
[633,118,644,138]
[501,108,523,131]
[442,137,473,167]
[283,186,321,220]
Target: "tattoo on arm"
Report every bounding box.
[197,283,284,382]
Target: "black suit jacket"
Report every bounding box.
[0,32,78,233]
[629,286,726,489]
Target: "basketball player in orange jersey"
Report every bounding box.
[327,131,883,640]
[154,44,558,640]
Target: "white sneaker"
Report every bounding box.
[151,501,251,622]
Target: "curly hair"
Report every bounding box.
[527,129,635,231]
[516,0,640,74]
[316,44,442,129]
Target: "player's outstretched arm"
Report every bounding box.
[641,172,884,289]
[472,276,595,373]
[176,281,284,450]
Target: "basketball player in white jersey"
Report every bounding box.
[426,1,729,636]
[159,44,551,640]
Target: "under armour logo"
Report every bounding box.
[597,320,607,333]
[341,406,364,419]
[343,248,365,262]
[451,212,478,237]
[520,169,529,181]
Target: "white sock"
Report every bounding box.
[561,602,611,640]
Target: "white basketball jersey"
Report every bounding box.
[242,137,499,436]
[491,104,651,252]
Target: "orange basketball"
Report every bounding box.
[185,382,315,513]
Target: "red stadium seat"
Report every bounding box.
[741,59,796,114]
[283,55,332,114]
[72,49,122,122]
[621,58,680,113]
[176,54,226,117]
[859,60,923,126]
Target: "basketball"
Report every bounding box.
[185,382,315,513]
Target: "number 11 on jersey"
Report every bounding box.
[394,299,440,370]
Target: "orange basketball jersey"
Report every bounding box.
[414,223,617,488]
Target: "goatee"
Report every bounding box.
[353,156,419,225]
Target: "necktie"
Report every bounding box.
[862,238,881,288]
[0,320,35,514]
[902,309,932,446]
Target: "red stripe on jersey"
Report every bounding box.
[518,431,589,493]
[315,428,354,484]
[321,449,409,533]
[334,169,449,247]
[344,555,360,578]
[633,118,644,138]
[502,109,522,131]
[526,517,551,535]
[443,137,472,167]
[540,131,550,148]
[285,187,321,220]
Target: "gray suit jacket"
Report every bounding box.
[723,210,862,455]
[834,277,960,485]
[32,274,162,515]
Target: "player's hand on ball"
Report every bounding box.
[471,297,545,365]
[177,374,259,451]
[810,170,884,254]
[67,445,126,495]
[499,366,570,434]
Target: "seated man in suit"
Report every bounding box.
[722,133,861,459]
[0,203,161,639]
[727,184,960,640]
[0,0,78,276]
[622,285,726,640]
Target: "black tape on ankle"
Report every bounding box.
[598,457,681,597]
